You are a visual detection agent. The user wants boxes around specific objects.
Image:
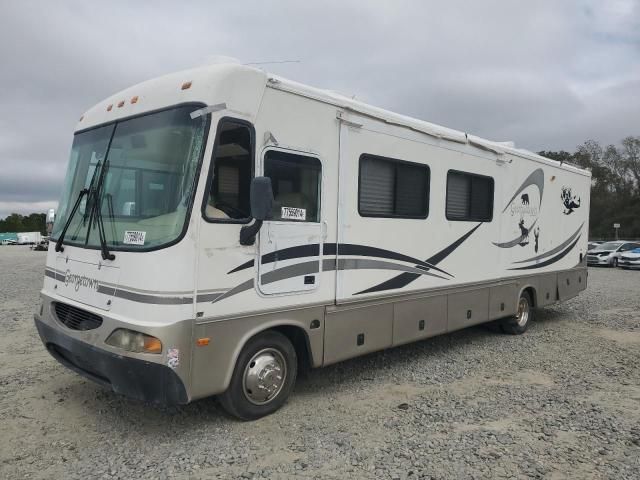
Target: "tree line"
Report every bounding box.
[540,135,640,240]
[1,136,638,239]
[0,213,47,234]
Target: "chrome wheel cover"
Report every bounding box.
[516,297,530,327]
[242,348,287,405]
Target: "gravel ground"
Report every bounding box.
[1,246,639,480]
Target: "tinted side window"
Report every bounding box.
[204,120,253,221]
[359,155,429,218]
[446,171,494,222]
[264,150,321,222]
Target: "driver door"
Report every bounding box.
[257,148,323,295]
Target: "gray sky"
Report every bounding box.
[1,0,639,218]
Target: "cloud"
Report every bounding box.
[0,0,639,217]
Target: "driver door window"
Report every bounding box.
[204,120,253,222]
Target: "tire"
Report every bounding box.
[612,258,618,268]
[218,330,297,420]
[500,291,534,335]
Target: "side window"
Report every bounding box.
[446,170,494,222]
[358,154,429,218]
[204,120,253,221]
[264,150,321,222]
[620,243,638,252]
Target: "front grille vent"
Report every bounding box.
[53,302,103,331]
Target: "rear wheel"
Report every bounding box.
[500,291,534,335]
[218,330,297,420]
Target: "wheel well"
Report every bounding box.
[522,286,537,307]
[270,325,312,372]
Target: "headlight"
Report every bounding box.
[105,329,162,354]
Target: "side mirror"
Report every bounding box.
[240,177,274,246]
[249,176,274,221]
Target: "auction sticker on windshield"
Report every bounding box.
[123,231,146,245]
[281,207,306,221]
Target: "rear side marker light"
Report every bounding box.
[181,81,192,90]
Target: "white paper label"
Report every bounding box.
[281,206,306,221]
[123,231,146,245]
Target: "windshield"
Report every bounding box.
[52,105,207,250]
[598,242,622,250]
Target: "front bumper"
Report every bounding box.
[587,255,611,266]
[618,260,640,269]
[35,315,188,405]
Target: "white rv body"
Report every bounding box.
[35,64,590,413]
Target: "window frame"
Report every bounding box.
[201,116,256,224]
[357,153,430,219]
[445,169,495,222]
[262,146,323,223]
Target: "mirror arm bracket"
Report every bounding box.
[240,219,263,246]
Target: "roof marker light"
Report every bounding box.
[181,81,192,90]
[107,104,113,111]
[130,96,139,104]
[117,100,125,108]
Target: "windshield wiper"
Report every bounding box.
[55,157,105,253]
[54,188,89,253]
[90,158,116,261]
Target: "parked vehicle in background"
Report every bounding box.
[32,239,50,251]
[618,247,640,270]
[588,241,603,251]
[0,232,19,245]
[587,241,640,267]
[17,232,42,245]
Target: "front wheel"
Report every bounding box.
[500,291,534,335]
[612,257,618,268]
[218,330,297,420]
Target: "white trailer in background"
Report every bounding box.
[35,63,591,420]
[18,232,42,245]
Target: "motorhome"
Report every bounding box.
[35,63,591,420]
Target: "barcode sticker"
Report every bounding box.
[281,207,306,221]
[123,231,146,245]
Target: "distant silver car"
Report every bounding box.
[587,241,640,267]
[618,248,640,270]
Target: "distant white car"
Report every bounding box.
[587,241,640,267]
[618,247,640,270]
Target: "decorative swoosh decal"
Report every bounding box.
[512,223,584,264]
[508,235,581,270]
[493,219,538,248]
[228,242,452,277]
[355,223,483,295]
[502,168,544,213]
[212,257,451,303]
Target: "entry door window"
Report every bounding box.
[264,150,321,222]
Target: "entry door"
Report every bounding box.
[257,148,323,295]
